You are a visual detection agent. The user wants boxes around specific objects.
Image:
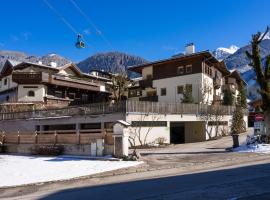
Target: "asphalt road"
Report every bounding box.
[40,162,270,200]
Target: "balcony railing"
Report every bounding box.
[139,79,153,88]
[12,72,42,84]
[0,100,248,121]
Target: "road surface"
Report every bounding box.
[39,162,270,200]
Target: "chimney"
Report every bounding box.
[50,62,57,68]
[185,43,195,55]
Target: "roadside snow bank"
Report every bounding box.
[0,155,142,187]
[233,144,270,154]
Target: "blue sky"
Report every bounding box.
[0,0,269,62]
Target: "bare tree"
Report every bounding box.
[108,65,130,103]
[199,81,226,139]
[128,113,161,147]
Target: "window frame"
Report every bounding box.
[27,90,35,97]
[160,88,166,96]
[177,66,184,75]
[186,65,192,73]
[177,85,184,94]
[185,84,193,92]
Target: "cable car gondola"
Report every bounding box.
[75,34,85,49]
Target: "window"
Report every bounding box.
[55,91,62,98]
[23,86,38,89]
[28,91,35,97]
[177,66,184,75]
[186,65,192,73]
[68,93,76,99]
[177,85,184,94]
[186,84,192,92]
[82,94,88,102]
[160,88,166,96]
[132,121,167,127]
[4,78,7,85]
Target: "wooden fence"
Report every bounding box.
[0,129,114,145]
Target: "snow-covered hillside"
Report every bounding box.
[213,45,239,60]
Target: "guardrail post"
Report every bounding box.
[77,133,80,145]
[54,131,57,144]
[35,132,38,144]
[17,130,20,144]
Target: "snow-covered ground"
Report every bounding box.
[233,144,270,154]
[0,155,142,187]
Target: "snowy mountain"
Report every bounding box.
[0,50,71,69]
[223,39,270,100]
[77,52,147,77]
[213,45,239,60]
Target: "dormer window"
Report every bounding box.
[177,66,184,75]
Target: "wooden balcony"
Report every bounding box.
[139,95,158,102]
[12,72,42,84]
[139,79,153,88]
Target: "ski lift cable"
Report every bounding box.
[43,0,96,51]
[69,0,114,50]
[43,0,79,35]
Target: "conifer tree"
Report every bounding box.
[246,26,270,137]
[223,89,234,106]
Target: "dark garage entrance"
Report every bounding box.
[170,122,185,144]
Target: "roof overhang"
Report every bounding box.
[128,51,219,74]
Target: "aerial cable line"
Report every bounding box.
[43,0,97,51]
[43,0,79,35]
[69,0,114,50]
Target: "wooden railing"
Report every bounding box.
[0,102,126,121]
[126,100,247,115]
[0,100,248,121]
[12,72,42,84]
[0,129,113,145]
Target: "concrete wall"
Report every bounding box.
[142,66,153,79]
[17,84,46,102]
[3,143,114,156]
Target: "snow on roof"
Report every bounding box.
[116,120,131,127]
[7,59,22,67]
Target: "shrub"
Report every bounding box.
[31,145,64,156]
[156,137,167,145]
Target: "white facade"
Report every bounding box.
[0,75,17,93]
[17,85,46,102]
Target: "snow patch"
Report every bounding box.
[0,155,142,187]
[233,144,270,154]
[216,45,239,55]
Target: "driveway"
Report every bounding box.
[137,130,252,169]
